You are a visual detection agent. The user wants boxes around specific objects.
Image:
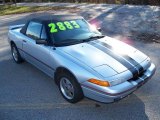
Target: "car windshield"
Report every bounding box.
[47,19,102,46]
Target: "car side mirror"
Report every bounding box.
[97,28,102,32]
[36,39,47,45]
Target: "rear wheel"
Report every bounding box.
[57,71,84,103]
[11,43,23,63]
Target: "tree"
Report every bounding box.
[142,0,149,5]
[11,0,17,6]
[2,0,5,4]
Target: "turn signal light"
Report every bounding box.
[88,79,110,87]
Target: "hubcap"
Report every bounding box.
[60,77,74,100]
[12,46,18,61]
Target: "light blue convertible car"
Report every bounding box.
[8,15,156,103]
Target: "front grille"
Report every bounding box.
[128,70,146,82]
[128,61,151,82]
[139,67,144,75]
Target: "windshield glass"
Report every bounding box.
[47,19,101,45]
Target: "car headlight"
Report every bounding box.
[109,79,126,86]
[88,79,110,87]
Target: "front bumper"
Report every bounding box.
[81,63,156,103]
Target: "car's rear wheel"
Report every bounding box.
[57,71,84,103]
[11,43,23,63]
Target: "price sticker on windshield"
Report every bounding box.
[48,20,80,33]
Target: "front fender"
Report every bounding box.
[50,48,104,83]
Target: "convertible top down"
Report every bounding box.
[8,15,156,103]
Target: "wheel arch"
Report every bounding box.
[10,41,15,46]
[54,66,79,85]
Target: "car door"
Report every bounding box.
[22,21,55,77]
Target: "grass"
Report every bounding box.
[0,5,75,16]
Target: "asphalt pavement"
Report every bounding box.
[0,4,160,120]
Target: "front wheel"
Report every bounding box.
[57,72,84,103]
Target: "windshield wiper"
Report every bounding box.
[81,35,105,43]
[54,35,105,46]
[54,39,81,46]
[88,35,105,39]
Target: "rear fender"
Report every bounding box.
[9,24,25,30]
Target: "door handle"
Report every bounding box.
[23,40,27,43]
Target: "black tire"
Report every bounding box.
[11,43,23,64]
[57,71,84,103]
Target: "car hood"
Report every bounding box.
[59,36,148,77]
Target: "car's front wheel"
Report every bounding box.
[57,71,84,103]
[11,43,23,63]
